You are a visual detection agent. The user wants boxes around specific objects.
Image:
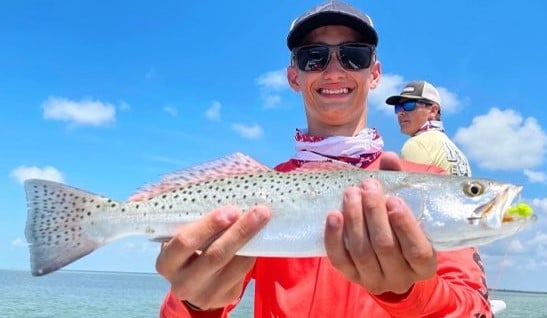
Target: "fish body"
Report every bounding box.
[24,153,536,276]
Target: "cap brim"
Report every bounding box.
[385,95,423,105]
[287,12,378,50]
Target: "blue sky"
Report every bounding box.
[1,0,546,293]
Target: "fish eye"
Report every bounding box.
[463,181,484,197]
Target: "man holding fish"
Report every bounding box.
[156,1,495,317]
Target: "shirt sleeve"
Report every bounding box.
[371,247,492,317]
[159,270,254,318]
[159,291,229,318]
[400,138,434,166]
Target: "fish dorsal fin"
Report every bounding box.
[293,161,360,173]
[129,153,271,201]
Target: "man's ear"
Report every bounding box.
[287,65,301,92]
[429,104,440,120]
[368,60,382,90]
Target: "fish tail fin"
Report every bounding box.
[24,179,121,276]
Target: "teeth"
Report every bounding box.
[320,88,349,95]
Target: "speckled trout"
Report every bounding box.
[24,153,536,276]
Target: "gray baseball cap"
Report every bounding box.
[385,81,442,106]
[287,0,378,50]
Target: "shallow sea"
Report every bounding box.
[1,270,545,317]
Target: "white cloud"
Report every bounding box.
[256,69,289,109]
[507,239,525,253]
[436,87,462,114]
[42,96,116,127]
[231,123,263,139]
[163,105,178,117]
[530,233,547,246]
[369,73,404,114]
[123,241,158,254]
[11,237,27,247]
[370,74,464,116]
[524,169,547,183]
[256,69,288,91]
[205,100,221,121]
[10,165,65,184]
[119,101,131,111]
[263,94,281,109]
[124,242,136,249]
[499,257,516,267]
[532,198,547,213]
[454,108,547,170]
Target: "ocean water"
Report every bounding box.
[490,290,547,318]
[1,269,545,318]
[0,270,253,318]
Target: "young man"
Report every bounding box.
[156,1,492,317]
[386,80,472,176]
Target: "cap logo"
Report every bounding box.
[402,87,415,93]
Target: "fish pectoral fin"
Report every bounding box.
[149,236,173,243]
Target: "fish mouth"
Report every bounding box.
[472,185,528,228]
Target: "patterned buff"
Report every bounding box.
[413,120,445,136]
[291,128,384,168]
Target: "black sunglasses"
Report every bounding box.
[292,43,375,72]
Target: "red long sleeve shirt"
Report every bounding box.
[159,157,492,318]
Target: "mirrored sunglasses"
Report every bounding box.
[292,43,375,72]
[394,100,433,114]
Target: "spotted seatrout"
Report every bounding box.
[24,153,536,276]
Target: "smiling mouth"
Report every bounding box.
[318,88,353,96]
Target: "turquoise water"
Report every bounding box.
[490,290,547,318]
[0,270,253,318]
[1,270,544,317]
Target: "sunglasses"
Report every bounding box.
[394,100,433,114]
[292,43,375,72]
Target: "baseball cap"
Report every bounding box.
[385,81,442,105]
[287,0,378,50]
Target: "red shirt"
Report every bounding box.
[160,156,492,317]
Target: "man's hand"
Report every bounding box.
[324,151,437,295]
[156,205,271,310]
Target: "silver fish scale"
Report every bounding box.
[23,155,533,276]
[110,169,377,257]
[122,170,358,221]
